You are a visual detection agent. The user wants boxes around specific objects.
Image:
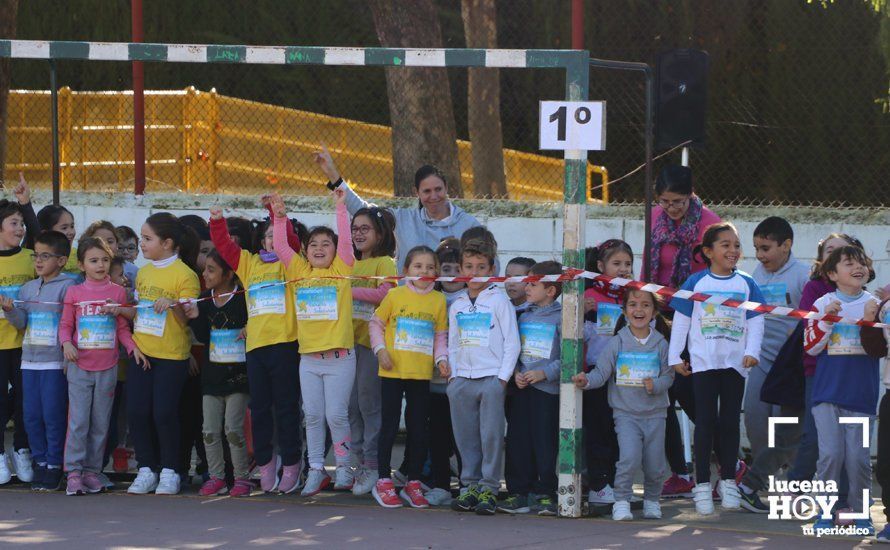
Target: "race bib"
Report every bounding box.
[78,315,116,349]
[295,286,338,321]
[353,300,376,322]
[760,283,789,306]
[0,284,21,320]
[520,322,556,362]
[615,351,660,387]
[457,312,491,348]
[393,317,434,356]
[24,311,60,347]
[247,280,286,316]
[134,300,167,337]
[699,292,745,340]
[210,329,246,363]
[827,324,865,356]
[596,303,622,335]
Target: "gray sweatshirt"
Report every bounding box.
[516,301,562,395]
[752,254,810,368]
[7,275,77,364]
[585,326,673,418]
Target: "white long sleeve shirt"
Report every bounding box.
[448,285,520,382]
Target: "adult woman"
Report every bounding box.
[313,146,480,272]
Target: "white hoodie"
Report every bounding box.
[448,284,520,382]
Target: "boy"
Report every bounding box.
[1,231,76,491]
[505,257,535,312]
[499,261,562,516]
[738,217,809,510]
[448,238,520,515]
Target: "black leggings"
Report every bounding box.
[877,392,890,522]
[583,385,617,490]
[378,378,429,480]
[0,348,28,451]
[127,356,189,471]
[665,373,695,475]
[692,369,744,484]
[429,391,457,490]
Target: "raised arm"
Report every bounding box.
[14,174,39,250]
[334,190,354,268]
[263,196,301,253]
[271,197,298,268]
[209,208,242,271]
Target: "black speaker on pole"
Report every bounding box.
[655,49,709,150]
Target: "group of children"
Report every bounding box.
[1,176,889,538]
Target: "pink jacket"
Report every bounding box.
[649,204,721,288]
[60,278,136,371]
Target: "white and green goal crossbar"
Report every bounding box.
[0,39,591,518]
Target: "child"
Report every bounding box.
[125,213,201,496]
[2,231,76,490]
[270,190,356,497]
[37,204,79,277]
[504,257,535,312]
[186,249,251,497]
[500,261,563,516]
[59,237,147,495]
[460,225,501,275]
[437,238,466,304]
[448,238,520,515]
[209,199,303,494]
[83,220,138,287]
[368,245,448,508]
[103,256,134,475]
[115,225,139,264]
[348,206,397,495]
[862,294,890,542]
[179,215,213,273]
[668,222,765,515]
[573,289,674,521]
[805,245,878,534]
[582,239,632,505]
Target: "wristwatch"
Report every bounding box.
[326,177,344,191]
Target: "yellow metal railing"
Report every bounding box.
[4,88,609,203]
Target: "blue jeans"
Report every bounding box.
[22,369,68,467]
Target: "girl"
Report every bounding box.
[37,204,79,276]
[270,190,355,497]
[368,246,448,509]
[574,290,674,521]
[348,206,397,495]
[82,220,138,286]
[208,199,303,494]
[186,249,251,497]
[582,239,632,505]
[59,237,148,495]
[668,222,765,515]
[125,213,201,496]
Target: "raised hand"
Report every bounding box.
[210,206,223,221]
[14,172,30,205]
[313,143,341,182]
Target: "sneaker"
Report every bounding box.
[498,494,530,514]
[372,478,403,508]
[735,460,748,486]
[400,480,430,508]
[112,447,130,473]
[40,467,63,491]
[352,467,378,496]
[692,482,715,516]
[82,472,105,494]
[96,472,114,490]
[230,478,254,497]
[424,487,453,506]
[856,518,876,537]
[452,485,480,512]
[155,468,181,495]
[589,484,616,504]
[0,454,10,484]
[334,465,354,491]
[876,523,890,543]
[536,495,557,516]
[739,487,769,513]
[300,468,331,497]
[258,457,281,493]
[127,467,159,494]
[199,476,229,496]
[66,471,85,496]
[475,488,497,516]
[30,464,47,491]
[661,473,695,498]
[279,463,303,494]
[719,479,741,510]
[391,469,408,487]
[612,500,633,521]
[13,449,33,482]
[643,499,662,519]
[834,507,855,527]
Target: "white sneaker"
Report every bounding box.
[127,467,159,494]
[0,454,11,485]
[352,467,378,496]
[589,484,616,504]
[334,465,354,490]
[300,468,331,497]
[612,500,633,521]
[391,469,408,487]
[720,479,741,510]
[425,487,453,506]
[643,499,662,519]
[692,482,715,515]
[13,449,33,482]
[155,468,181,495]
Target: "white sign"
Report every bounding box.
[539,101,605,151]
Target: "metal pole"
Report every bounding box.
[571,0,584,50]
[49,60,60,206]
[132,0,146,196]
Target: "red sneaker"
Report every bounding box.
[199,476,228,496]
[661,473,694,498]
[112,447,130,473]
[372,478,403,508]
[400,480,430,508]
[229,478,254,497]
[735,460,748,486]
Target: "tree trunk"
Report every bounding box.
[368,0,463,197]
[461,0,506,198]
[0,0,18,189]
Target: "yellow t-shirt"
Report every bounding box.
[288,255,353,354]
[236,250,298,352]
[133,259,200,360]
[63,247,79,275]
[0,249,35,350]
[375,285,447,380]
[351,256,397,349]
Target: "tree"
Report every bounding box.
[0,0,18,188]
[368,0,464,197]
[461,0,506,198]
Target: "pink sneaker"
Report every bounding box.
[81,472,105,494]
[199,476,228,496]
[278,463,302,494]
[259,458,280,493]
[661,473,695,498]
[230,478,254,497]
[735,460,748,486]
[66,471,84,496]
[372,478,403,508]
[400,480,430,508]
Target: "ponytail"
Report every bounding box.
[145,212,200,273]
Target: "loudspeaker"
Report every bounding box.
[655,49,709,150]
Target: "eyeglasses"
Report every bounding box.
[31,253,65,262]
[120,245,138,253]
[351,225,374,235]
[657,197,689,209]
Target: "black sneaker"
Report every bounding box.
[739,488,769,513]
[30,464,47,491]
[536,495,557,516]
[475,488,497,516]
[498,494,530,514]
[451,485,480,512]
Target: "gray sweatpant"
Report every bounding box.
[743,360,781,458]
[741,404,804,493]
[447,376,505,492]
[348,345,381,469]
[613,414,666,502]
[812,402,873,513]
[64,363,117,473]
[203,393,250,479]
[300,351,356,469]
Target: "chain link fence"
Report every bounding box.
[3,0,888,207]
